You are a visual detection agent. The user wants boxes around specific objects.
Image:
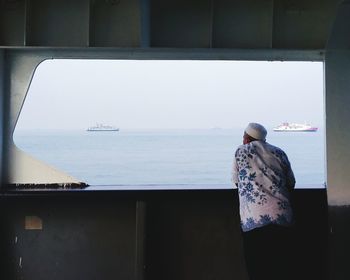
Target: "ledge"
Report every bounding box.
[2,183,326,192]
[0,183,326,198]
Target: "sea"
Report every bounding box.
[13,128,325,189]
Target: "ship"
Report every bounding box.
[273,122,318,132]
[87,123,119,132]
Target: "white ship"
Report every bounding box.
[87,123,119,132]
[273,122,318,132]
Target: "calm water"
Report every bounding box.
[13,128,325,188]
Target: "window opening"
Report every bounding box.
[13,60,325,189]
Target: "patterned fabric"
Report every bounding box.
[232,140,295,232]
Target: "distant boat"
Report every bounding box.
[87,123,119,132]
[273,122,318,132]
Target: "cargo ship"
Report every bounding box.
[273,122,318,132]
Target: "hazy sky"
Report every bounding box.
[16,60,324,130]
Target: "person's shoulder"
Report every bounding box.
[234,144,248,156]
[265,141,279,149]
[266,142,288,157]
[236,144,247,150]
[236,143,254,151]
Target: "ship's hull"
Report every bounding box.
[273,128,318,132]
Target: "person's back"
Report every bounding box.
[232,123,296,280]
[233,140,295,232]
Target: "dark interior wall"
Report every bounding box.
[293,190,329,280]
[0,189,328,280]
[328,205,350,280]
[0,50,3,185]
[0,194,137,280]
[145,191,247,280]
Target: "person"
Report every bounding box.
[232,123,296,280]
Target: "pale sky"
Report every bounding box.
[16,60,324,131]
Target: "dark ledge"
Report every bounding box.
[5,182,89,190]
[2,183,325,192]
[0,184,326,200]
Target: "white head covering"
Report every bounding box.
[245,123,267,141]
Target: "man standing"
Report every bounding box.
[232,123,296,280]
